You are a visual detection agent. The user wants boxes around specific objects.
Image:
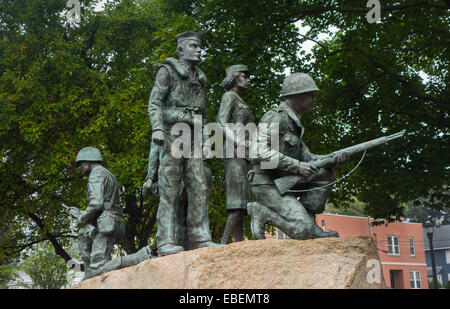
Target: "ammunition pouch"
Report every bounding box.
[98,211,125,238]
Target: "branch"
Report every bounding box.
[27,213,72,262]
[0,233,76,257]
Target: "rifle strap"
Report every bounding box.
[288,150,366,193]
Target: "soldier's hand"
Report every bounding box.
[297,162,319,177]
[142,179,154,198]
[333,152,350,165]
[152,130,165,146]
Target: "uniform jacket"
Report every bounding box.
[148,57,207,132]
[252,102,315,183]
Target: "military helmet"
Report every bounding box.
[281,73,319,97]
[75,147,103,164]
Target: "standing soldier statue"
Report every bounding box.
[75,147,126,280]
[248,73,350,240]
[148,31,219,256]
[142,141,214,250]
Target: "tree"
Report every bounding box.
[404,189,449,224]
[187,0,449,222]
[1,0,448,264]
[12,242,73,289]
[0,0,195,260]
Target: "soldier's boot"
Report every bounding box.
[249,202,316,240]
[191,241,222,250]
[81,261,94,281]
[121,246,154,267]
[247,202,266,240]
[157,244,184,257]
[309,213,339,238]
[89,246,154,277]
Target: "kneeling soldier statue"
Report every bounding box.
[75,147,126,280]
[248,73,350,240]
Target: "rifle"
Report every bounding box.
[61,203,83,219]
[61,203,95,237]
[273,131,405,195]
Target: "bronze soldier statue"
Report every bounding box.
[75,147,126,280]
[142,141,214,250]
[147,32,219,256]
[248,73,349,240]
[217,64,254,244]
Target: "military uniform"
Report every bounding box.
[78,164,125,278]
[148,56,213,253]
[145,141,213,250]
[249,101,337,240]
[217,91,254,211]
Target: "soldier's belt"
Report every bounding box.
[163,107,204,126]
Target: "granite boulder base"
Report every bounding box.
[72,237,385,289]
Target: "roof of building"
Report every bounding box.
[423,224,450,250]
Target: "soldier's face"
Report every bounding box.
[179,40,203,63]
[302,92,316,113]
[78,162,90,176]
[288,92,316,113]
[235,72,250,90]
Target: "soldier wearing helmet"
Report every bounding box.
[75,147,126,280]
[247,73,349,240]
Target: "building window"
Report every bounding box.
[446,249,450,264]
[409,271,422,289]
[409,238,415,256]
[387,236,400,255]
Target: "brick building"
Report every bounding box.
[268,213,428,289]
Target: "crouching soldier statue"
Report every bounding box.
[75,147,151,280]
[248,73,349,240]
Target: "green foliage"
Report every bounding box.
[428,280,448,289]
[13,242,73,289]
[0,0,448,263]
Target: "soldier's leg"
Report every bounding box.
[221,209,245,244]
[89,232,114,272]
[156,138,185,255]
[296,168,339,238]
[298,167,336,214]
[78,228,94,280]
[184,158,216,248]
[249,185,315,240]
[231,211,245,242]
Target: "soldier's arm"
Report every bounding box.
[255,112,303,174]
[146,141,162,181]
[148,67,170,133]
[78,169,104,226]
[217,92,239,145]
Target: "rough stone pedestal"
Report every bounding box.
[72,237,385,289]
